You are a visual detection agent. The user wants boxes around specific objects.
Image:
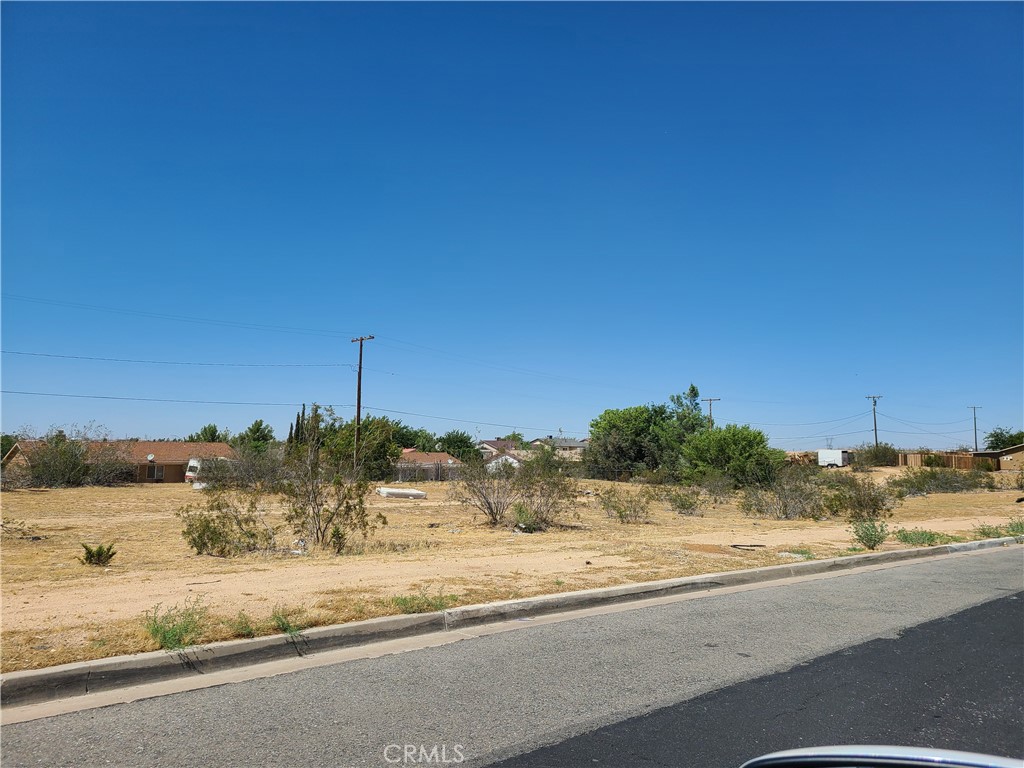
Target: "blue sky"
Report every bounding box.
[2,2,1021,451]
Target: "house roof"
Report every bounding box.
[478,439,519,453]
[396,451,463,465]
[485,452,523,465]
[3,440,236,466]
[530,436,588,449]
[972,443,1024,458]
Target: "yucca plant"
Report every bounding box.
[79,542,117,566]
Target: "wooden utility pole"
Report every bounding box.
[968,406,982,452]
[865,395,882,448]
[351,335,374,469]
[701,397,721,428]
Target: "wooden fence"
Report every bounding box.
[898,452,986,470]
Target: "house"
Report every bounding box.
[477,439,521,458]
[1,440,237,483]
[529,436,587,460]
[394,449,463,482]
[971,443,1024,471]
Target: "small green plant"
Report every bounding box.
[390,588,458,614]
[1006,516,1024,536]
[143,596,208,650]
[79,542,117,566]
[227,611,257,638]
[851,520,889,550]
[271,605,302,636]
[894,528,950,547]
[599,486,655,524]
[662,486,704,516]
[972,523,1006,539]
[787,547,815,560]
[511,503,545,533]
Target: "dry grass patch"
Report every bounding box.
[2,480,1020,672]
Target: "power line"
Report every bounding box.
[2,350,349,368]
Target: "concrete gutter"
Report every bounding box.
[3,536,1021,709]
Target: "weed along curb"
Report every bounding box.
[3,536,1021,709]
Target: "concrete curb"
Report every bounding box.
[3,536,1021,708]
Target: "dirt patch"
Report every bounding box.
[2,476,1020,672]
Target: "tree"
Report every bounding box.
[235,419,275,454]
[280,404,385,552]
[583,386,707,481]
[680,424,785,487]
[7,426,133,488]
[438,430,479,463]
[984,427,1024,451]
[499,432,528,450]
[393,423,438,453]
[1,433,16,459]
[187,424,230,443]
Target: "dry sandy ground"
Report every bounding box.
[1,473,1020,672]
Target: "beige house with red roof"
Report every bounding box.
[1,440,236,483]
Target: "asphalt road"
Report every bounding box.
[2,548,1021,768]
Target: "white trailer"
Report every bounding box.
[817,450,850,468]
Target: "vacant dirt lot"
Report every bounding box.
[2,472,1020,672]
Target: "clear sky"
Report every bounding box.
[2,2,1021,451]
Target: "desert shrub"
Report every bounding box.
[515,449,579,530]
[740,466,823,520]
[851,520,889,550]
[697,469,734,506]
[10,428,134,488]
[851,442,900,470]
[143,597,208,650]
[887,468,995,497]
[390,588,458,614]
[662,486,704,516]
[599,486,655,524]
[178,492,276,557]
[681,425,786,488]
[972,457,996,472]
[270,605,303,635]
[972,523,1006,539]
[79,542,117,566]
[820,473,898,521]
[227,611,257,638]
[1006,517,1024,536]
[1015,471,1024,492]
[894,528,952,547]
[454,460,520,526]
[511,503,545,533]
[921,454,946,468]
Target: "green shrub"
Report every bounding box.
[511,503,545,533]
[850,442,900,469]
[390,589,457,614]
[921,454,946,468]
[79,542,117,566]
[887,468,995,497]
[271,605,302,636]
[662,486,704,516]
[851,520,889,550]
[697,469,734,506]
[972,457,996,472]
[1015,471,1024,492]
[598,486,655,524]
[893,528,953,547]
[973,523,1006,539]
[1007,517,1024,536]
[227,611,257,638]
[178,493,276,556]
[740,467,823,520]
[143,597,208,650]
[820,473,898,521]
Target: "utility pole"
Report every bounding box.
[351,335,374,470]
[865,395,882,448]
[968,406,982,452]
[702,397,721,428]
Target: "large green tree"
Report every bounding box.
[984,426,1024,451]
[438,430,479,463]
[187,424,230,443]
[583,386,707,480]
[234,419,275,454]
[680,424,786,487]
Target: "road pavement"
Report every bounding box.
[2,547,1021,768]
